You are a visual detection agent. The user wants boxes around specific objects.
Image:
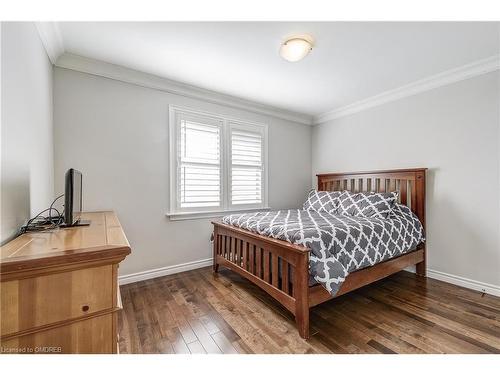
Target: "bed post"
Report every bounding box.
[212,228,219,273]
[294,252,310,339]
[415,169,426,277]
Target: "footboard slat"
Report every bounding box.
[249,245,255,274]
[263,250,270,283]
[271,255,279,288]
[256,248,262,278]
[236,240,242,267]
[216,255,296,313]
[242,241,248,270]
[282,261,290,294]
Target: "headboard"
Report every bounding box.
[317,168,426,229]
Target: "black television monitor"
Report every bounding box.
[64,168,89,227]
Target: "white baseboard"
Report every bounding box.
[118,258,213,285]
[405,266,500,297]
[426,269,500,298]
[119,258,500,298]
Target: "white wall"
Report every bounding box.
[53,67,312,277]
[1,22,54,244]
[312,72,500,289]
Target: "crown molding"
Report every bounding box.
[41,25,497,127]
[314,54,500,124]
[54,53,313,126]
[35,22,65,64]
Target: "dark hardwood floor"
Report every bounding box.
[118,267,500,354]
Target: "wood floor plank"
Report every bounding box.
[201,269,326,354]
[196,272,290,353]
[163,292,198,344]
[370,303,484,353]
[179,273,242,343]
[364,290,500,352]
[188,318,223,354]
[335,301,442,353]
[367,339,396,354]
[211,331,239,354]
[130,282,162,353]
[394,289,500,335]
[118,287,138,353]
[156,338,175,354]
[199,315,221,335]
[118,268,500,354]
[322,305,426,354]
[187,341,207,354]
[232,339,253,354]
[358,291,495,353]
[166,327,191,354]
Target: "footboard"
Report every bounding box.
[212,221,311,339]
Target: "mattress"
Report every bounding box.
[222,203,425,296]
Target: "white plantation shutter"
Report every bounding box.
[230,126,264,206]
[169,106,267,217]
[178,116,222,209]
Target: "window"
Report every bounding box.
[169,106,268,218]
[178,113,223,210]
[229,125,263,205]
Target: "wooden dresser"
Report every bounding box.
[0,211,131,354]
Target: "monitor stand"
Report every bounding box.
[75,219,91,226]
[60,219,91,228]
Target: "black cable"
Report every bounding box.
[18,194,66,235]
[48,194,65,224]
[19,207,55,233]
[19,208,60,234]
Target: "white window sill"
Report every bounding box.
[166,207,271,221]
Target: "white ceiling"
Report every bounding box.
[57,22,499,117]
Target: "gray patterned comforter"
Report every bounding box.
[222,203,424,296]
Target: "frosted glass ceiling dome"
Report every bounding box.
[279,36,313,62]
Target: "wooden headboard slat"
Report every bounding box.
[400,179,408,205]
[316,168,427,231]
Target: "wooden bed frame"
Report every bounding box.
[212,168,426,339]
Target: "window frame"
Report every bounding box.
[168,105,269,220]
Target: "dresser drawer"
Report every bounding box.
[1,265,113,337]
[1,313,114,354]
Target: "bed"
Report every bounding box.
[212,168,426,339]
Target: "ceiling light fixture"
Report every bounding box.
[279,36,313,62]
